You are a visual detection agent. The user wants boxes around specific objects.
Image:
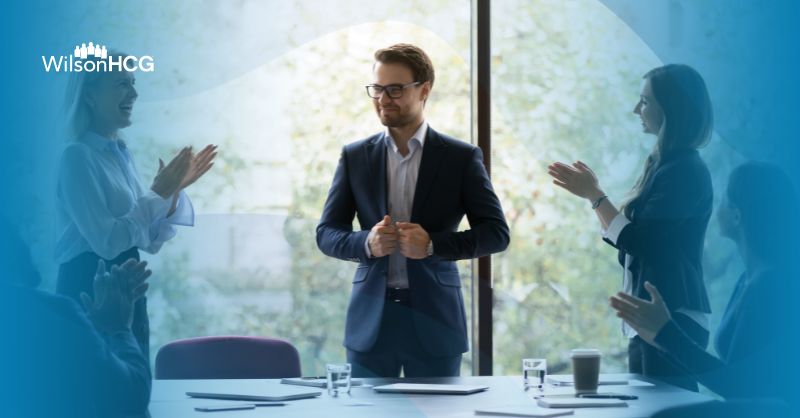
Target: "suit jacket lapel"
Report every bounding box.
[365,133,387,216]
[411,127,447,223]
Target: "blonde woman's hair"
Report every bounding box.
[62,49,130,141]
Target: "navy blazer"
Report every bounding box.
[604,149,713,313]
[2,282,151,418]
[316,126,509,357]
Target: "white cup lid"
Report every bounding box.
[570,349,601,358]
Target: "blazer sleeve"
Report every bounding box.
[611,162,709,259]
[43,293,152,415]
[316,147,370,262]
[653,279,772,399]
[428,147,510,260]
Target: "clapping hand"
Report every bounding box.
[179,144,218,190]
[548,161,605,201]
[157,144,218,216]
[609,282,671,350]
[397,222,430,259]
[152,147,192,200]
[80,259,152,336]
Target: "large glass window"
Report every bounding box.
[119,2,474,375]
[490,0,746,380]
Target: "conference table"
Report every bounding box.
[148,373,714,417]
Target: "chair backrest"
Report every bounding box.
[155,336,302,380]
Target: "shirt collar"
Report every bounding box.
[81,131,127,152]
[384,120,428,153]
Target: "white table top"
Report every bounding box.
[149,373,713,417]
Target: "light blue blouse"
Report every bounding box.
[54,131,193,264]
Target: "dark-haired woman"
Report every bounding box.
[548,64,714,391]
[610,162,799,416]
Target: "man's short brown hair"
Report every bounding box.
[374,43,435,91]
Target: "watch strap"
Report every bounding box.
[592,195,608,209]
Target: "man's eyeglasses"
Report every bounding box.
[365,82,420,99]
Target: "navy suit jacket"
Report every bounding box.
[316,126,509,357]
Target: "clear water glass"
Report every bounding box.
[523,358,547,389]
[326,363,352,395]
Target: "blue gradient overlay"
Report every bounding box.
[2,0,799,416]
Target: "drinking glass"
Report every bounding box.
[522,358,547,389]
[326,363,352,395]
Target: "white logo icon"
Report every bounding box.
[75,43,107,59]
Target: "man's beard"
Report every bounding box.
[380,109,417,128]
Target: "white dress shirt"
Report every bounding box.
[364,120,428,289]
[601,213,709,337]
[54,131,193,264]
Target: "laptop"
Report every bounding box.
[186,385,322,402]
[373,383,489,395]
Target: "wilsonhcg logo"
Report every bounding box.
[42,42,154,72]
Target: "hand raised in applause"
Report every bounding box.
[609,282,671,350]
[80,259,152,336]
[397,222,430,260]
[179,144,218,190]
[368,215,398,258]
[151,147,192,200]
[160,144,218,216]
[547,160,606,201]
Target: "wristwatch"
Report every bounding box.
[426,240,434,256]
[591,195,608,209]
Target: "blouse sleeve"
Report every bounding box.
[140,190,194,254]
[58,145,170,260]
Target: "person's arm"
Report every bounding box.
[653,313,762,399]
[78,258,152,414]
[92,330,152,415]
[316,147,371,262]
[58,146,173,260]
[612,280,767,400]
[608,165,707,259]
[550,160,708,259]
[427,147,510,260]
[140,190,195,254]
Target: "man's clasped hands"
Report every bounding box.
[367,215,431,259]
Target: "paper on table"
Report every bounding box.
[475,405,575,417]
[536,398,627,408]
[338,399,374,406]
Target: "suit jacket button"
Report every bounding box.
[381,271,387,277]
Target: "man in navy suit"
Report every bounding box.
[317,44,509,377]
